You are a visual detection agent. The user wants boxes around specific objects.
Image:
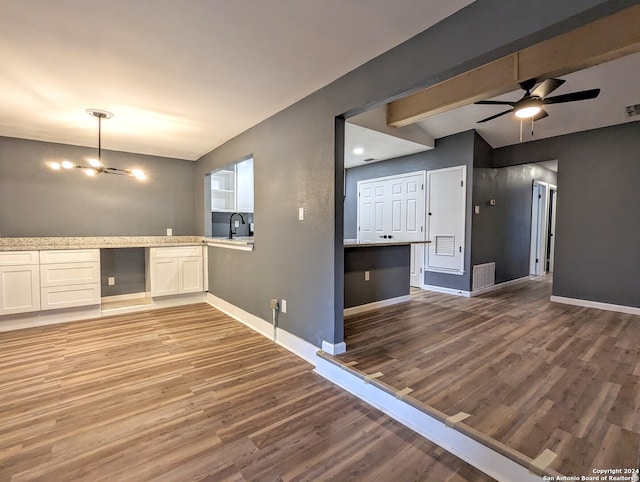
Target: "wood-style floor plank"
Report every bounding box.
[337,277,640,476]
[0,303,492,481]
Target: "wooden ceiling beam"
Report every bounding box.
[387,4,640,128]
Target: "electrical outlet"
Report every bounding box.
[235,220,240,228]
[281,299,287,313]
[474,205,480,214]
[364,271,370,281]
[108,277,115,286]
[298,207,304,221]
[166,228,173,236]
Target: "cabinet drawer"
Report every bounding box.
[150,246,202,259]
[0,251,39,266]
[40,283,100,310]
[40,262,100,287]
[40,249,100,264]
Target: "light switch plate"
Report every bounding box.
[364,271,370,281]
[281,299,287,313]
[474,205,480,214]
[298,207,304,221]
[235,220,240,228]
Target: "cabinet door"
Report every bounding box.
[150,258,179,297]
[178,257,203,294]
[236,158,254,213]
[0,265,40,315]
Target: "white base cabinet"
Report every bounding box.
[0,251,40,315]
[39,249,100,310]
[148,247,203,297]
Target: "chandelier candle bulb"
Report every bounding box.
[47,109,146,181]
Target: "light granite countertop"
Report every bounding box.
[0,236,205,251]
[344,240,431,248]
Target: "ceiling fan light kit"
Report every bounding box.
[49,109,147,181]
[475,77,601,127]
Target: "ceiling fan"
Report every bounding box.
[475,78,600,123]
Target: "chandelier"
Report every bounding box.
[50,109,146,180]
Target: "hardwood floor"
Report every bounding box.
[0,303,492,482]
[337,277,640,477]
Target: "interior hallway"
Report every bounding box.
[0,303,491,481]
[335,277,640,476]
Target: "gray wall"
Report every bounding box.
[0,136,196,237]
[494,121,640,307]
[195,0,633,347]
[472,162,557,284]
[344,130,475,291]
[100,248,146,297]
[344,245,410,308]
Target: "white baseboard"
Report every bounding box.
[0,292,207,332]
[0,305,102,332]
[470,277,530,297]
[322,340,347,355]
[101,292,147,302]
[344,295,411,316]
[206,292,320,366]
[422,285,471,297]
[149,292,206,309]
[550,295,640,316]
[314,357,543,482]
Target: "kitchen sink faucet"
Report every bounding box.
[228,212,246,239]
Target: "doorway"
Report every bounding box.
[529,180,557,276]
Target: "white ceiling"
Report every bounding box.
[417,51,640,148]
[0,0,473,161]
[344,123,431,168]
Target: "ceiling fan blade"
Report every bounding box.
[475,100,516,106]
[477,109,514,123]
[543,88,600,104]
[532,109,549,122]
[531,78,565,99]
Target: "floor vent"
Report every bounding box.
[472,262,495,290]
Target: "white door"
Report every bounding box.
[358,180,388,243]
[357,172,425,243]
[529,181,549,276]
[548,189,558,272]
[410,243,425,288]
[426,166,466,274]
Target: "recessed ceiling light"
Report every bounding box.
[352,147,364,155]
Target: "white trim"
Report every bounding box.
[0,292,206,331]
[470,277,530,297]
[422,284,471,297]
[275,328,320,366]
[344,295,411,316]
[0,306,102,332]
[550,295,640,316]
[206,292,321,366]
[321,340,347,355]
[149,292,206,309]
[206,240,254,251]
[101,292,146,302]
[206,292,273,338]
[314,357,543,482]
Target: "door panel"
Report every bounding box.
[358,172,425,243]
[426,166,466,274]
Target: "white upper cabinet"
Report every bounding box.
[211,158,254,213]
